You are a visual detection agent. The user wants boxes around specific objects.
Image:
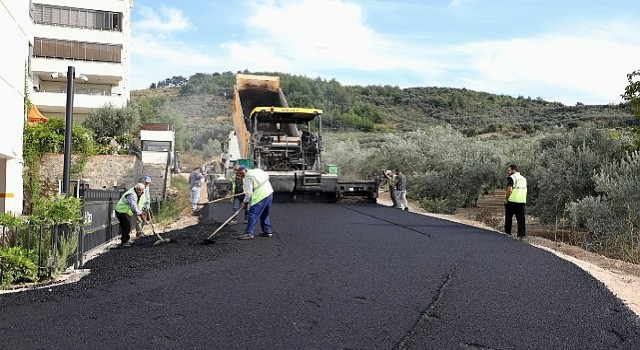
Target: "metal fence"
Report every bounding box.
[0,188,128,286]
[0,222,79,284]
[77,188,123,267]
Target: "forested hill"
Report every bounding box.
[132,71,635,151]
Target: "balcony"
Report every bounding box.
[31,91,126,115]
[32,57,124,85]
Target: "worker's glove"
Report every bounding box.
[240,202,248,209]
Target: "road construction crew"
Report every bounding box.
[504,164,527,238]
[115,183,146,246]
[237,165,274,240]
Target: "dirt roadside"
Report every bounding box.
[377,191,640,318]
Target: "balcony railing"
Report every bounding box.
[31,91,127,113]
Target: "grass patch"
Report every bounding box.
[153,175,191,225]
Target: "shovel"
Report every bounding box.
[147,210,171,246]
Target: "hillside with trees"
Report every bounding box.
[134,71,634,146]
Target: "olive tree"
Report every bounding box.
[529,128,624,226]
[569,151,640,262]
[82,103,139,141]
[622,69,640,150]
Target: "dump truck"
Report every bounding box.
[209,74,378,202]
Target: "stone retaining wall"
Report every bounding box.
[40,154,142,195]
[39,154,171,201]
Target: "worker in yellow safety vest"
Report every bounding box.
[236,166,274,240]
[504,164,527,238]
[115,183,146,246]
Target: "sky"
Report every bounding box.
[129,0,640,106]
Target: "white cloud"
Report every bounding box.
[135,6,191,34]
[131,34,224,88]
[132,6,213,87]
[455,20,640,104]
[448,0,473,8]
[220,0,442,78]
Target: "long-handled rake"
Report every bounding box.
[203,209,243,245]
[147,210,171,246]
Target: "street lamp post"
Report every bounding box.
[62,66,75,196]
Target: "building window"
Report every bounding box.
[33,38,122,63]
[142,141,172,152]
[31,3,122,31]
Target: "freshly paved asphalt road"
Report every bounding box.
[1,201,640,349]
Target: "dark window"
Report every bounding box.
[96,12,105,29]
[142,141,172,152]
[111,13,121,31]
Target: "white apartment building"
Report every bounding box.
[0,0,133,214]
[29,0,133,118]
[0,0,32,214]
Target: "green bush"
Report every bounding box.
[32,195,83,224]
[568,150,640,263]
[0,213,25,227]
[529,128,624,226]
[420,197,457,214]
[54,227,78,276]
[82,104,139,142]
[0,246,38,288]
